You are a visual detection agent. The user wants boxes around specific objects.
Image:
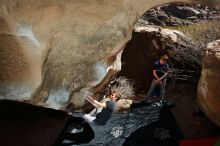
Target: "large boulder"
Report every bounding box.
[119,26,199,97]
[197,40,220,127]
[0,0,219,109]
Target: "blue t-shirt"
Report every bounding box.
[153,60,169,79]
[94,101,116,125]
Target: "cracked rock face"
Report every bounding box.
[197,40,220,127]
[0,0,219,109]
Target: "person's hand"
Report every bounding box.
[156,79,161,83]
[166,69,172,75]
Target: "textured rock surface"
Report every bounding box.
[72,25,199,110]
[119,26,198,99]
[136,3,220,27]
[0,0,219,109]
[197,40,220,127]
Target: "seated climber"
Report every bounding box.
[81,90,121,125]
[60,91,121,145]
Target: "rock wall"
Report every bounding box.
[0,0,219,109]
[197,40,220,127]
[119,26,199,97]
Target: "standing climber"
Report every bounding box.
[146,55,172,105]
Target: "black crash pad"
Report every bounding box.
[61,103,183,146]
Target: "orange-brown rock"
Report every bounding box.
[197,40,220,127]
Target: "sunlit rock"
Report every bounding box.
[197,39,220,127]
[116,99,133,112]
[0,0,219,109]
[120,25,199,99]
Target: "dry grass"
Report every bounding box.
[109,76,134,99]
[162,20,220,83]
[163,20,220,49]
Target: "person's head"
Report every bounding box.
[160,55,169,64]
[109,90,121,101]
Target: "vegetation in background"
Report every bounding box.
[161,20,220,83]
[162,20,220,49]
[107,76,134,99]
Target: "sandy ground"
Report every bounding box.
[165,81,220,139]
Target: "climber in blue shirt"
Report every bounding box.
[146,55,171,104]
